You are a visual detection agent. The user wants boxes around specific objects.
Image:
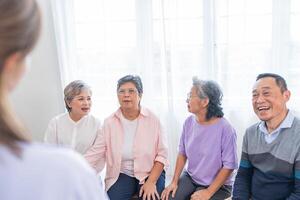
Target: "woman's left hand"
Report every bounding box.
[139,180,160,200]
[190,189,213,200]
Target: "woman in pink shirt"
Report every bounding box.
[85,75,168,200]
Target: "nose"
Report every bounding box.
[255,94,265,103]
[82,99,89,105]
[123,91,130,97]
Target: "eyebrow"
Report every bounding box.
[252,86,271,93]
[119,88,136,90]
[75,95,91,98]
[261,86,271,89]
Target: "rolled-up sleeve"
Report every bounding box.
[221,125,238,170]
[154,121,169,167]
[178,124,186,156]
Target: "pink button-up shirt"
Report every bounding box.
[84,107,168,191]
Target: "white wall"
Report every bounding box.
[10,0,64,141]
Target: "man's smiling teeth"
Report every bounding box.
[258,106,269,111]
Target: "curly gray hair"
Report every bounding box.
[192,77,224,120]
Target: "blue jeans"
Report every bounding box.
[107,171,165,200]
[169,171,232,200]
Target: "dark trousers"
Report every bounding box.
[169,171,232,200]
[107,171,165,200]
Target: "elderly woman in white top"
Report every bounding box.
[44,80,101,154]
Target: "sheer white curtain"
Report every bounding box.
[51,0,78,85]
[214,0,300,153]
[51,0,300,175]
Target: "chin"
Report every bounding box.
[121,103,130,108]
[123,104,135,108]
[257,115,271,122]
[80,112,89,117]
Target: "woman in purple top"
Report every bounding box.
[161,77,238,200]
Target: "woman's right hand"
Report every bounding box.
[161,181,178,200]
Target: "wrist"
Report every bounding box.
[171,178,179,185]
[146,178,157,185]
[205,187,214,197]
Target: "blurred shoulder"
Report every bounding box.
[24,143,94,173]
[0,142,105,200]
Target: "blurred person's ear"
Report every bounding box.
[1,52,26,92]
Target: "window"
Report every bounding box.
[52,0,300,171]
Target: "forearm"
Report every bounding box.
[286,179,300,200]
[232,167,253,199]
[147,161,164,184]
[206,168,233,196]
[171,154,187,184]
[84,148,104,172]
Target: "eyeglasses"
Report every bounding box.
[118,88,138,95]
[186,92,199,100]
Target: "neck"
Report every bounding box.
[121,107,140,120]
[195,110,219,125]
[69,112,83,122]
[195,110,208,124]
[265,109,289,133]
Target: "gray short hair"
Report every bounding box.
[192,77,224,120]
[64,80,91,112]
[256,73,288,93]
[117,75,143,96]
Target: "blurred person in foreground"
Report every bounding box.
[0,0,107,199]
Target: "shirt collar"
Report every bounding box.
[114,106,148,119]
[67,113,88,125]
[259,110,294,134]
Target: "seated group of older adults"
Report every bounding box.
[45,73,300,200]
[4,0,297,199]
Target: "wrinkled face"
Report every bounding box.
[68,90,92,118]
[117,82,141,110]
[252,77,290,123]
[186,86,207,114]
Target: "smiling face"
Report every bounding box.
[68,89,92,119]
[252,77,290,126]
[117,82,141,111]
